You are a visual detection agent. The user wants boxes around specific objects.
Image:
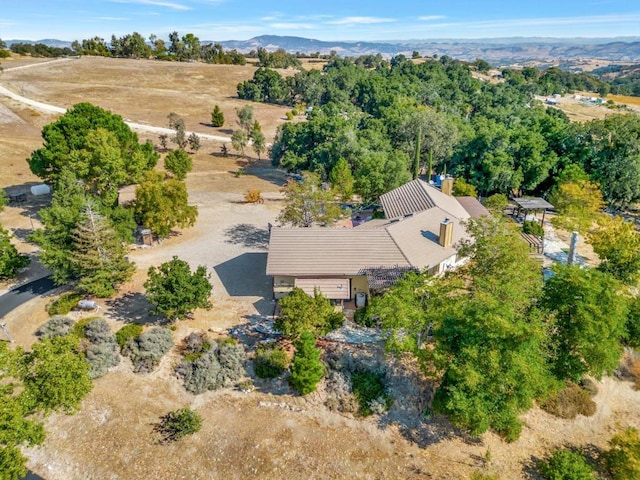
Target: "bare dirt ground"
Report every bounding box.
[1,57,640,480]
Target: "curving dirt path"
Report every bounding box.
[0,59,231,142]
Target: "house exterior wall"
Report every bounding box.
[271,275,369,300]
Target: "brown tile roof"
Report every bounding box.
[266,228,411,276]
[456,196,490,218]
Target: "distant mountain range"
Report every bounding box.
[6,35,640,65]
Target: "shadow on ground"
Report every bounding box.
[105,292,161,325]
[224,224,270,249]
[213,252,273,316]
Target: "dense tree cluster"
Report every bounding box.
[374,215,637,441]
[240,56,640,208]
[8,42,74,57]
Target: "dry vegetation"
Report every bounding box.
[0,57,639,480]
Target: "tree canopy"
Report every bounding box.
[28,102,158,195]
[144,256,212,320]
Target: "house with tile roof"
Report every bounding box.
[266,179,489,302]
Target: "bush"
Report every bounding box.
[351,370,392,416]
[254,343,289,379]
[180,332,211,361]
[602,426,640,480]
[483,193,509,214]
[156,408,202,443]
[122,327,173,373]
[176,340,246,394]
[85,341,120,379]
[354,305,377,327]
[324,371,359,413]
[71,317,96,338]
[47,293,83,315]
[523,220,544,238]
[35,316,74,338]
[244,189,263,203]
[285,111,294,121]
[83,318,113,343]
[538,449,595,480]
[81,318,120,378]
[289,331,324,395]
[541,383,596,419]
[115,324,143,348]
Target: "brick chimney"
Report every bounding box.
[439,218,453,248]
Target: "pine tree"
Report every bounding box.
[211,105,225,127]
[0,226,29,279]
[71,201,135,297]
[289,330,324,395]
[328,158,354,202]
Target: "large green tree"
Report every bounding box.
[134,171,198,238]
[164,149,193,180]
[540,265,629,382]
[378,216,553,441]
[18,335,92,414]
[0,343,46,480]
[28,102,158,193]
[144,256,212,320]
[0,227,29,280]
[70,202,135,297]
[588,215,640,285]
[277,173,343,227]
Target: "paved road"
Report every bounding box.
[0,275,56,321]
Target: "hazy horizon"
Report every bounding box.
[2,1,640,43]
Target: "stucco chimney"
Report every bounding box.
[441,177,454,196]
[439,218,453,248]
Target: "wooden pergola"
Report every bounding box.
[512,197,554,226]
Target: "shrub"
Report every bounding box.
[351,370,391,416]
[354,305,377,327]
[115,324,143,348]
[47,292,83,316]
[122,327,173,373]
[35,316,74,338]
[71,317,96,338]
[541,383,596,419]
[244,189,263,204]
[483,193,509,214]
[602,426,640,480]
[83,318,112,343]
[538,448,595,480]
[180,332,211,361]
[176,340,246,394]
[324,370,359,413]
[254,343,289,379]
[156,408,202,443]
[289,331,324,395]
[85,341,120,379]
[470,473,499,480]
[523,220,544,238]
[285,111,294,121]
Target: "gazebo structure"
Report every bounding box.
[512,197,554,226]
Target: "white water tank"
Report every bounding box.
[30,184,51,196]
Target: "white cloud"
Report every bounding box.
[110,0,191,11]
[418,15,447,21]
[327,16,396,25]
[269,23,314,30]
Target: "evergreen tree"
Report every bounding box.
[211,105,225,127]
[289,331,324,395]
[70,202,135,297]
[164,149,192,180]
[187,132,201,153]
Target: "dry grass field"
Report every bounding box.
[1,56,640,480]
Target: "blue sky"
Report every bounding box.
[2,0,640,42]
